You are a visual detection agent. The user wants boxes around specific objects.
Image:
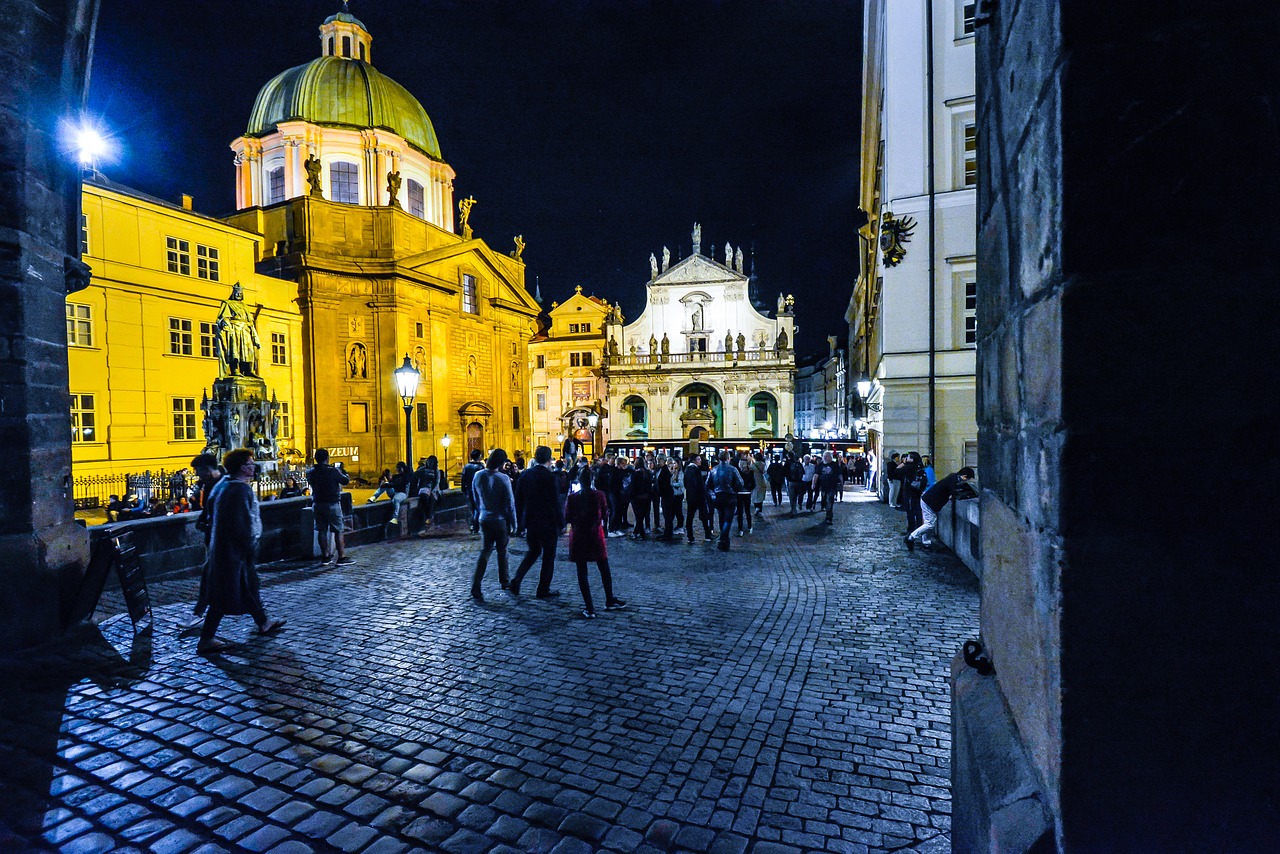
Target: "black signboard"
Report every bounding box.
[64,530,152,633]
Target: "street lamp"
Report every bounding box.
[393,354,420,467]
[441,433,452,487]
[856,376,882,413]
[586,411,599,460]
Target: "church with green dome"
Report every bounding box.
[223,6,540,481]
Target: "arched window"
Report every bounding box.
[329,162,359,204]
[342,36,351,57]
[358,42,366,61]
[327,36,334,56]
[407,180,425,218]
[266,166,285,205]
[622,395,648,437]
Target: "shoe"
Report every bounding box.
[336,557,355,566]
[388,518,399,525]
[319,553,333,563]
[471,591,485,603]
[581,609,596,619]
[905,535,914,552]
[197,638,234,655]
[535,591,561,600]
[607,531,625,538]
[717,543,730,552]
[256,617,288,635]
[508,582,521,597]
[178,613,204,632]
[605,599,627,611]
[737,530,744,537]
[824,518,833,525]
[687,538,695,545]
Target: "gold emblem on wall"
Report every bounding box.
[348,316,366,338]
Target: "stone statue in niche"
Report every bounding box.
[776,329,789,351]
[304,154,323,197]
[510,360,520,389]
[215,283,260,377]
[466,354,478,383]
[347,342,368,379]
[386,170,401,208]
[691,303,704,331]
[609,336,619,357]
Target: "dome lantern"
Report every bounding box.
[320,2,372,63]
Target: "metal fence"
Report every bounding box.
[73,465,309,512]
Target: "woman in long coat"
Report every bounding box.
[566,468,626,618]
[198,448,286,654]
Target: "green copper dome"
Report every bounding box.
[245,57,443,160]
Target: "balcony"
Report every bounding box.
[606,348,793,369]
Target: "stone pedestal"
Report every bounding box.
[202,376,281,471]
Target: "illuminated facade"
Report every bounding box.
[604,227,796,443]
[848,0,978,475]
[224,10,539,482]
[70,179,305,477]
[527,288,611,457]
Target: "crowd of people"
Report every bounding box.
[172,441,976,653]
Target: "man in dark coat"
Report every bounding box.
[907,466,976,551]
[707,450,746,551]
[460,449,485,533]
[683,455,712,544]
[766,455,786,507]
[180,453,224,632]
[510,445,565,599]
[198,448,286,654]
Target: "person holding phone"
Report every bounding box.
[306,448,352,565]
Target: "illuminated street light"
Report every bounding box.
[393,354,420,468]
[440,433,452,487]
[586,409,600,460]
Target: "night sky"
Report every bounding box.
[87,1,861,356]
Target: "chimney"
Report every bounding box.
[180,194,193,210]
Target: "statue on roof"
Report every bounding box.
[725,242,733,266]
[458,196,476,238]
[778,293,786,314]
[734,246,744,273]
[692,222,702,255]
[386,170,401,208]
[662,246,670,271]
[650,253,658,279]
[661,333,670,357]
[304,154,323,198]
[513,235,525,261]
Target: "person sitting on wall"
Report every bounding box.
[106,494,127,523]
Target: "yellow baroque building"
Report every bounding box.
[527,288,612,457]
[224,10,538,482]
[71,178,305,478]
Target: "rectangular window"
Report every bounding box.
[568,323,577,333]
[462,274,478,315]
[81,213,89,255]
[348,401,369,433]
[535,354,545,369]
[964,279,978,344]
[689,337,707,353]
[66,303,93,347]
[536,392,547,411]
[166,237,190,275]
[330,162,360,204]
[631,404,646,426]
[168,317,194,356]
[278,401,292,439]
[961,1,976,35]
[70,393,96,443]
[582,352,593,367]
[267,167,285,204]
[512,406,521,430]
[199,321,215,358]
[408,180,425,218]
[581,322,591,333]
[753,403,769,422]
[196,245,220,281]
[416,402,430,432]
[569,352,581,367]
[271,331,287,365]
[963,123,977,188]
[172,397,198,441]
[688,394,709,410]
[415,321,425,338]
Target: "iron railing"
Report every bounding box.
[73,465,309,512]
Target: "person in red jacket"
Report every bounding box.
[565,468,626,619]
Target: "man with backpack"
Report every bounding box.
[814,451,843,525]
[460,449,485,534]
[787,454,808,516]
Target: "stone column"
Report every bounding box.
[0,0,93,652]
[953,3,1280,850]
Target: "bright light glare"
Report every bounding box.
[76,128,106,164]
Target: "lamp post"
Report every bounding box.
[586,411,600,460]
[441,433,452,487]
[393,354,420,468]
[856,377,882,414]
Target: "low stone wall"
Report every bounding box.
[937,497,980,578]
[88,489,468,580]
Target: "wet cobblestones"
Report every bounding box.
[0,492,976,853]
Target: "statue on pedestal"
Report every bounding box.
[386,170,402,208]
[215,283,260,377]
[513,235,525,261]
[650,253,658,279]
[305,154,323,198]
[458,196,476,239]
[661,333,670,357]
[692,222,702,255]
[662,246,671,271]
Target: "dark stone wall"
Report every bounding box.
[0,1,94,652]
[963,1,1280,849]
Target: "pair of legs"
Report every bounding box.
[685,497,711,542]
[472,517,510,599]
[904,491,923,534]
[368,483,396,501]
[415,490,436,534]
[715,494,737,550]
[198,552,285,652]
[888,479,902,508]
[736,495,752,533]
[466,492,479,532]
[630,497,649,538]
[610,492,630,532]
[650,494,662,532]
[806,483,818,510]
[771,483,783,506]
[511,526,557,597]
[575,559,623,615]
[822,487,837,523]
[908,502,938,545]
[315,501,346,562]
[790,483,807,514]
[661,494,684,538]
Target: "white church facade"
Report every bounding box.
[603,225,796,444]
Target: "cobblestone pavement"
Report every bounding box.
[0,490,978,854]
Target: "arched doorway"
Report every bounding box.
[748,391,779,438]
[621,395,648,438]
[466,422,484,457]
[675,382,722,437]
